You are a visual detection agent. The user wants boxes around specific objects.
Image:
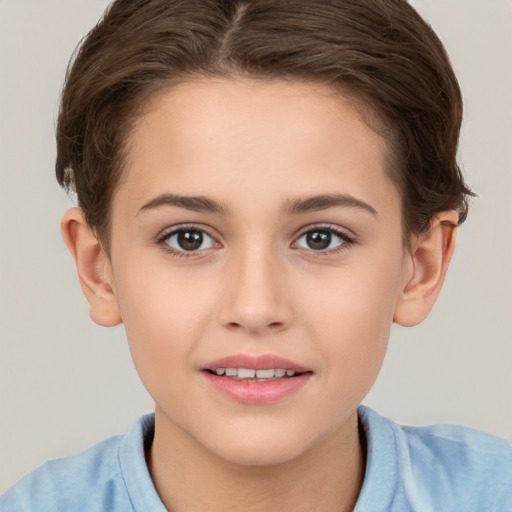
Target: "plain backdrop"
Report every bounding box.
[1,0,511,493]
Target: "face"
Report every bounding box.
[106,79,411,465]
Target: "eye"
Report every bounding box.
[161,227,217,253]
[294,227,353,252]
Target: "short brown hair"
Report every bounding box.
[56,0,473,250]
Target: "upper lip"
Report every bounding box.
[203,354,311,372]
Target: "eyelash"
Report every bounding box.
[293,225,356,256]
[155,224,356,259]
[155,224,219,258]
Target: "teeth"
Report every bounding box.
[212,368,297,379]
[256,369,274,378]
[238,368,256,379]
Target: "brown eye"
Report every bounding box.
[295,227,351,252]
[305,230,332,250]
[177,230,203,251]
[165,228,215,252]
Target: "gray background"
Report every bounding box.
[1,0,511,493]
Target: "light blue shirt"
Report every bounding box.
[2,406,511,511]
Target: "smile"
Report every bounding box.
[202,355,312,404]
[209,368,299,380]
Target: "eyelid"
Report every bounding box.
[154,222,355,258]
[291,224,356,253]
[156,223,222,255]
[157,222,210,240]
[294,223,355,240]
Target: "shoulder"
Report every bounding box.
[0,415,157,512]
[0,435,129,512]
[403,421,512,509]
[357,406,512,512]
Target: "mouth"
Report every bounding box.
[201,354,313,404]
[204,367,308,381]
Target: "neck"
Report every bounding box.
[147,408,366,512]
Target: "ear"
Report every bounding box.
[61,207,122,327]
[393,210,458,327]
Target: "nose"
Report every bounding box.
[218,247,293,336]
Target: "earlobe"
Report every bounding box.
[61,207,122,327]
[393,211,458,327]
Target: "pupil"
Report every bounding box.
[307,230,331,250]
[177,230,203,251]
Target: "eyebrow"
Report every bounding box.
[284,193,378,216]
[137,192,377,217]
[138,194,229,215]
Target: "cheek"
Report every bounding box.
[112,263,218,396]
[300,254,404,384]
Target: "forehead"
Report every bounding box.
[117,79,399,218]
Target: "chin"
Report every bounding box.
[219,446,303,467]
[203,429,314,467]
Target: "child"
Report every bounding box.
[1,0,511,511]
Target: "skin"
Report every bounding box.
[62,79,458,512]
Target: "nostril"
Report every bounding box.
[225,320,284,333]
[226,322,245,331]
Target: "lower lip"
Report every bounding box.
[202,372,312,404]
